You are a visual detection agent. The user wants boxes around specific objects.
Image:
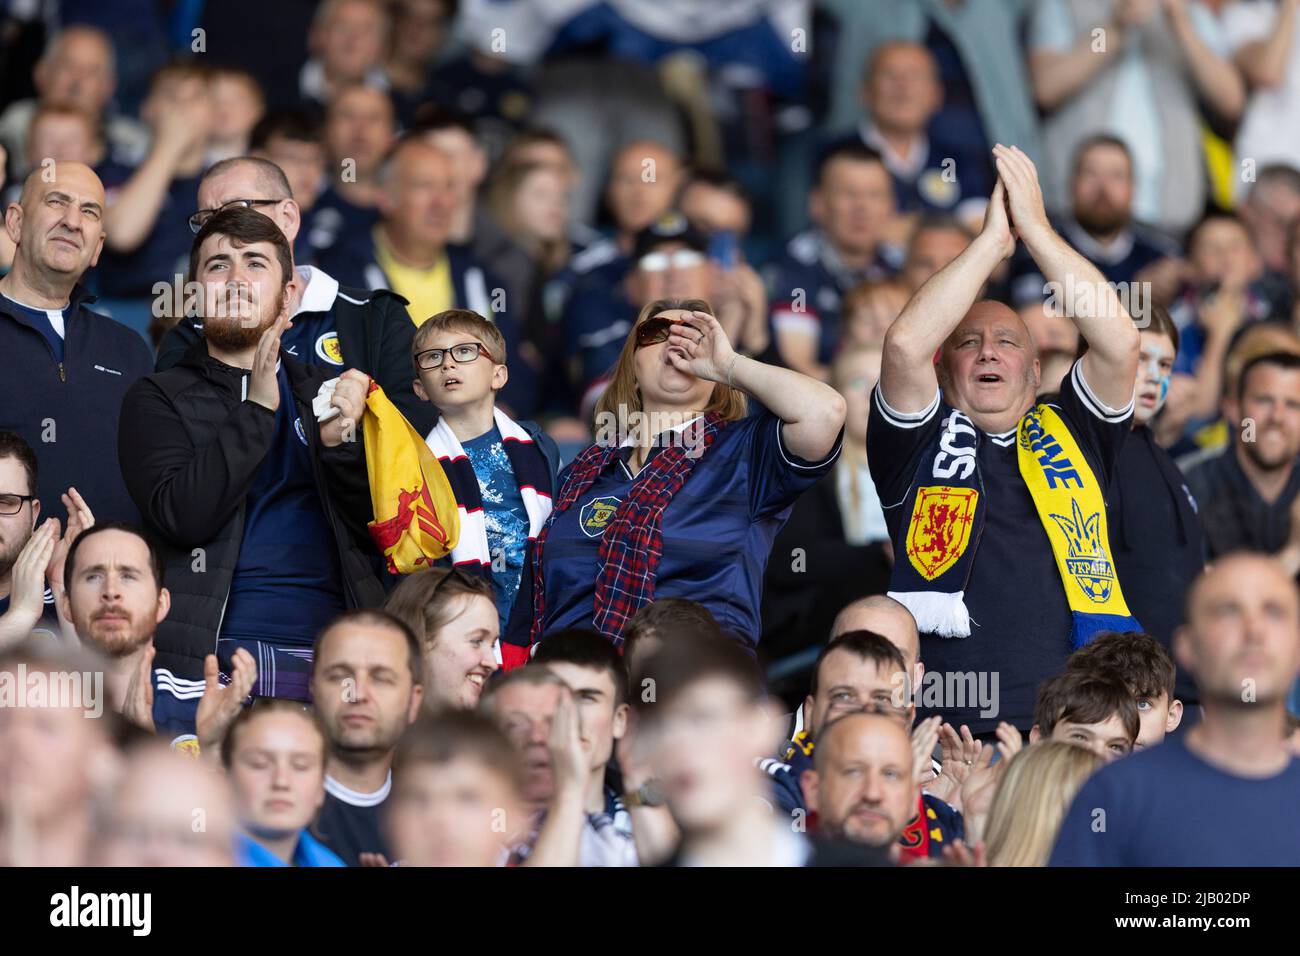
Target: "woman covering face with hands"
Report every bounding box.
[501,297,846,663]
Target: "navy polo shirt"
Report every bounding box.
[218,364,345,647]
[537,411,840,646]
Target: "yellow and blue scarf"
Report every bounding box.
[887,404,1139,648]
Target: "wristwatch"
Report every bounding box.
[621,780,666,808]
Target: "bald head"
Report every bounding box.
[806,710,916,851]
[6,162,105,294]
[1177,553,1300,708]
[937,298,1040,428]
[832,596,920,672]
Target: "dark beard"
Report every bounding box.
[1075,202,1130,238]
[203,289,285,352]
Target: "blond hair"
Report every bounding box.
[594,298,748,431]
[982,741,1104,867]
[412,309,507,369]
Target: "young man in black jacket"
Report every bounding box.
[156,156,437,436]
[0,163,153,528]
[119,206,384,698]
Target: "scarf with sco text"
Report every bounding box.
[529,413,725,645]
[886,404,1139,649]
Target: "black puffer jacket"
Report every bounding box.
[118,340,385,679]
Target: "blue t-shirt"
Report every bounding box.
[538,412,840,645]
[219,365,345,647]
[1050,734,1300,866]
[463,425,530,632]
[2,294,67,362]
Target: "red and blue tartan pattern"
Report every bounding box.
[528,414,726,646]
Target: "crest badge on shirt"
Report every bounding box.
[918,168,959,208]
[315,331,344,366]
[906,486,978,581]
[579,495,621,538]
[294,417,309,446]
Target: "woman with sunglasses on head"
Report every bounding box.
[501,297,847,665]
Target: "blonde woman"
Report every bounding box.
[982,741,1104,867]
[501,297,845,664]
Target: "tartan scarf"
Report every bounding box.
[529,413,725,644]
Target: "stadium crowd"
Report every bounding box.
[1,0,1300,868]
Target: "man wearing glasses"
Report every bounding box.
[0,163,153,532]
[155,155,436,436]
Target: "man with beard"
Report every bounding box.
[801,710,918,863]
[1184,351,1300,567]
[118,206,383,698]
[59,521,258,750]
[1052,554,1300,865]
[0,163,152,528]
[1105,306,1205,700]
[308,610,424,866]
[1009,136,1181,311]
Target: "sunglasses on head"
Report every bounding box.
[635,315,688,349]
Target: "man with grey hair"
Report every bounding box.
[156,155,435,433]
[0,25,148,181]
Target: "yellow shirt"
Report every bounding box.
[373,229,454,325]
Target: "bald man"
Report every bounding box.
[317,134,533,414]
[0,163,152,529]
[803,711,918,861]
[1052,554,1300,866]
[870,145,1140,738]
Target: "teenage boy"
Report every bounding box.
[1066,630,1184,750]
[1029,669,1140,761]
[415,309,560,633]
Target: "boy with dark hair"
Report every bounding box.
[621,597,725,679]
[416,308,559,638]
[501,629,639,866]
[1030,669,1140,761]
[1066,630,1184,749]
[386,711,526,867]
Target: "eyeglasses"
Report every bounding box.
[0,493,35,516]
[634,316,687,349]
[637,250,704,273]
[414,341,496,370]
[188,198,283,233]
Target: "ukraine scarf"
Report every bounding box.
[887,402,1139,649]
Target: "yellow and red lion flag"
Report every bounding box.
[362,382,458,572]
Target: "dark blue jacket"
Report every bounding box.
[0,285,153,525]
